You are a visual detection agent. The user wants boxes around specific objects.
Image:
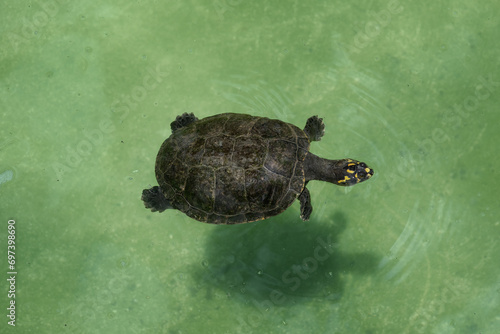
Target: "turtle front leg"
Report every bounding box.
[298,187,313,221]
[170,113,199,133]
[303,115,325,141]
[142,186,172,212]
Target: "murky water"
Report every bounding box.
[1,1,499,333]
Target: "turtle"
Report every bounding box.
[141,113,374,224]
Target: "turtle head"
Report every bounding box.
[334,159,374,186]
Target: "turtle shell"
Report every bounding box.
[155,113,310,224]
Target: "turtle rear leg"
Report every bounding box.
[141,186,172,212]
[303,115,325,141]
[170,113,198,133]
[298,187,313,221]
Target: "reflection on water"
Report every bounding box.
[378,195,452,284]
[214,72,293,121]
[192,212,380,327]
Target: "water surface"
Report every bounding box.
[1,1,499,333]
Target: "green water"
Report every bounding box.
[1,0,499,333]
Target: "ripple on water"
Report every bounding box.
[0,170,14,186]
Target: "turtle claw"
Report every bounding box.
[299,187,313,221]
[304,115,325,141]
[142,186,171,212]
[170,113,198,133]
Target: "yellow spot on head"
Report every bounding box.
[338,175,350,184]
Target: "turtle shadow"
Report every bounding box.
[191,211,380,308]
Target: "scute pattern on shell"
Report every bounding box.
[155,113,310,224]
